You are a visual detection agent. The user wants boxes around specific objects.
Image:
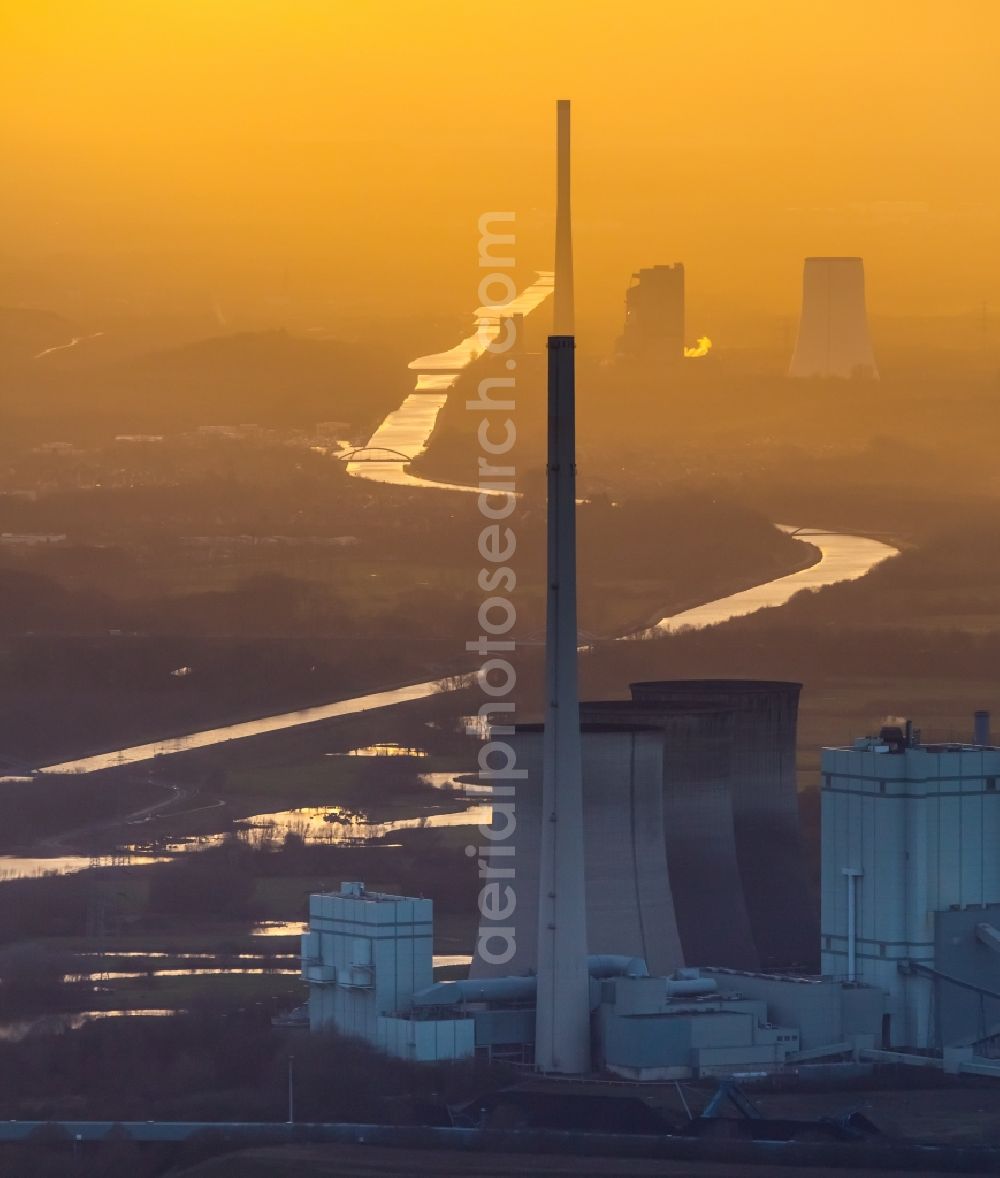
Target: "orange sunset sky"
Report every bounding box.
[2,0,998,337]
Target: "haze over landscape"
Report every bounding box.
[4,1,1000,339]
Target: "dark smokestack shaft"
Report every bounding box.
[535,334,590,1075]
[975,711,991,746]
[553,99,575,334]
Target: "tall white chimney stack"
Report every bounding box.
[534,99,590,1075]
[553,99,575,335]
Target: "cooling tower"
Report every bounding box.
[472,725,684,980]
[630,681,816,969]
[583,698,758,970]
[788,257,878,379]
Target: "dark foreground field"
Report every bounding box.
[172,1142,930,1177]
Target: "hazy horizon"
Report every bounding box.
[4,0,1000,347]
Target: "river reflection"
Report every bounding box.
[38,679,454,775]
[232,802,493,844]
[8,525,898,881]
[0,1009,180,1043]
[346,272,554,492]
[0,853,167,880]
[632,526,898,637]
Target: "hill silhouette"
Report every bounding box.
[0,326,409,435]
[0,306,80,365]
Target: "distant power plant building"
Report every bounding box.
[617,264,685,364]
[631,681,816,970]
[821,716,1000,1051]
[788,257,878,379]
[472,724,684,979]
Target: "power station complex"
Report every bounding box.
[302,708,1000,1077]
[300,104,996,1078]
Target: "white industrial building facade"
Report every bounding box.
[821,730,1000,1049]
[302,883,475,1062]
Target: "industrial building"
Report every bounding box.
[617,264,685,364]
[302,882,865,1075]
[301,710,1000,1077]
[788,256,879,379]
[301,883,473,1061]
[821,715,1000,1051]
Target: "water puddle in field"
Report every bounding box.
[0,1009,180,1042]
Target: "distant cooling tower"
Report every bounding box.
[788,257,878,379]
[583,698,759,970]
[471,725,684,979]
[630,681,816,970]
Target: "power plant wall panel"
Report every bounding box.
[631,681,816,970]
[821,742,1000,1048]
[701,969,883,1051]
[582,699,758,970]
[471,726,684,979]
[934,905,1000,1049]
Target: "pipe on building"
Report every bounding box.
[415,955,649,1007]
[587,955,649,979]
[412,977,536,1007]
[975,922,1000,955]
[843,868,863,982]
[664,977,718,997]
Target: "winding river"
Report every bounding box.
[3,275,898,877]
